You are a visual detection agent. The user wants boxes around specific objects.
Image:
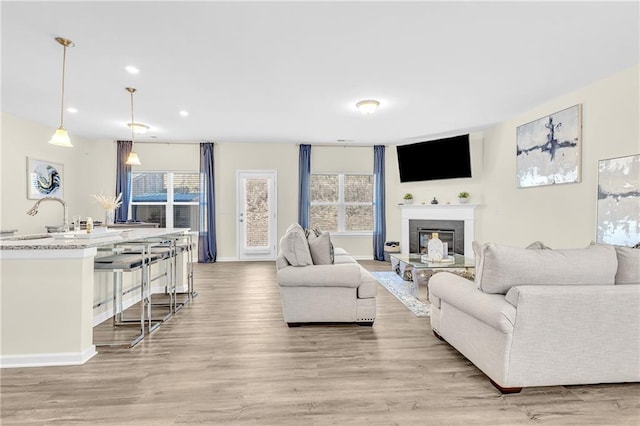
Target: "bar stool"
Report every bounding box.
[127,243,176,318]
[174,233,196,303]
[93,248,157,347]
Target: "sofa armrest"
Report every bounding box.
[429,272,516,334]
[277,263,361,288]
[502,284,640,382]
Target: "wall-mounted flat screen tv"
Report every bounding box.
[396,134,472,183]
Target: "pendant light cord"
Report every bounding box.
[59,44,67,128]
[130,90,135,147]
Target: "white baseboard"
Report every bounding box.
[216,256,239,262]
[1,346,97,368]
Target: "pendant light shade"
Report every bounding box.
[125,87,142,166]
[49,37,75,147]
[125,151,141,166]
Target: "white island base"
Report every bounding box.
[1,248,98,368]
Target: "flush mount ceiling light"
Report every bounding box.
[125,87,142,166]
[125,65,139,75]
[48,37,75,147]
[356,99,380,115]
[127,122,150,134]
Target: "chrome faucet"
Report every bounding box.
[26,197,68,232]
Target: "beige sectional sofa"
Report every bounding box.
[275,224,377,326]
[429,242,640,393]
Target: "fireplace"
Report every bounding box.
[410,220,464,255]
[400,204,476,257]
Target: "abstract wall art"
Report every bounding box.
[597,154,640,246]
[27,157,64,199]
[516,104,582,188]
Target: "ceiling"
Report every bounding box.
[2,1,638,145]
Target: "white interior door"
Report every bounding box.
[237,171,277,260]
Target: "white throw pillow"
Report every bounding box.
[614,245,640,285]
[475,242,618,294]
[279,224,313,266]
[307,231,334,265]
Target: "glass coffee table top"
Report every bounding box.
[390,253,475,269]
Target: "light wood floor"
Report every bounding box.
[2,261,639,425]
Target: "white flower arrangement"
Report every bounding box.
[92,193,123,210]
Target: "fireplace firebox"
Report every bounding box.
[409,219,464,255]
[418,228,455,256]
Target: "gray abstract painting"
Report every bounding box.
[517,105,581,188]
[597,154,640,246]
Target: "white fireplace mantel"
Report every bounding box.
[399,204,477,258]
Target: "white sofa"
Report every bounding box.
[429,242,640,393]
[275,224,377,326]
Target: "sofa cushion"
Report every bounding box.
[357,268,378,299]
[307,230,334,265]
[279,224,313,266]
[614,245,640,285]
[475,242,618,294]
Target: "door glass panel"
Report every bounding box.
[245,178,269,248]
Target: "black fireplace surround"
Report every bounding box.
[409,219,465,255]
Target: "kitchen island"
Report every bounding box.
[0,228,190,368]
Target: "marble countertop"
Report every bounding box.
[0,228,191,250]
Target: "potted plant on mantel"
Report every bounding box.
[458,192,470,204]
[403,193,414,205]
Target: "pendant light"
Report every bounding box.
[125,87,142,166]
[48,37,75,147]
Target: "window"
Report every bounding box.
[131,172,200,229]
[310,173,373,233]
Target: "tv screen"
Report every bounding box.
[396,134,472,183]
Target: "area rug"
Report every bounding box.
[371,271,431,317]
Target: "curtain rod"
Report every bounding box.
[114,140,212,145]
[296,143,389,148]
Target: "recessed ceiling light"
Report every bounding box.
[179,110,189,117]
[356,99,380,114]
[125,65,139,75]
[66,107,78,113]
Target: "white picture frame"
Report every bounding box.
[27,157,64,200]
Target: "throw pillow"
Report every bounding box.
[279,224,313,266]
[614,245,640,285]
[306,229,335,265]
[475,242,618,294]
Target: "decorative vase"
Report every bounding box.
[459,197,469,204]
[427,232,444,261]
[431,197,439,205]
[104,209,115,225]
[404,199,413,205]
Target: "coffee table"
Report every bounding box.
[389,253,475,297]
